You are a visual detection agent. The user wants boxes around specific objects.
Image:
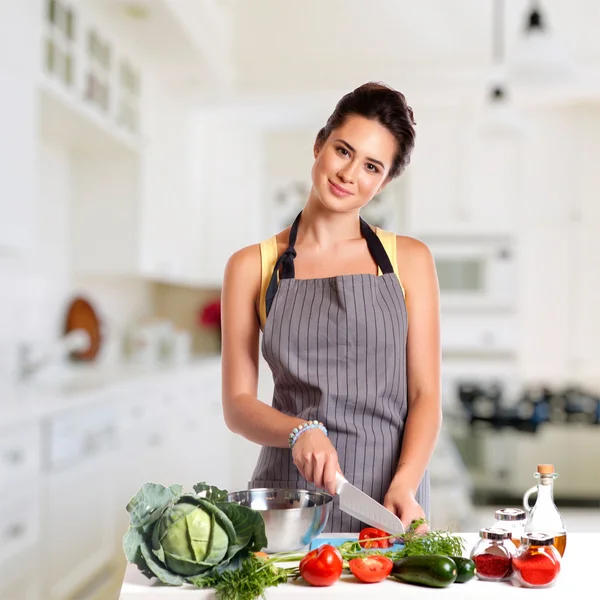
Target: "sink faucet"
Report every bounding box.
[16,330,91,381]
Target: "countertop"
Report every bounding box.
[120,532,590,598]
[0,356,221,428]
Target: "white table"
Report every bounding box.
[120,533,594,598]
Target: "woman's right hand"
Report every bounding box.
[291,429,341,496]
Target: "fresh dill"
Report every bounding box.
[193,555,289,600]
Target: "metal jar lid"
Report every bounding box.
[495,508,527,521]
[479,527,512,540]
[522,532,555,546]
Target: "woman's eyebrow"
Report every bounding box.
[334,138,386,170]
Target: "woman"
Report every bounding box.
[221,82,441,533]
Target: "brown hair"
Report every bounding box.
[316,82,416,179]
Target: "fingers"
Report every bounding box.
[291,434,339,492]
[311,453,326,489]
[323,456,338,496]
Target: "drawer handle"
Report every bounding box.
[4,523,25,541]
[4,450,25,465]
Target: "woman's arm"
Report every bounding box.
[384,237,442,526]
[221,244,304,447]
[221,245,341,494]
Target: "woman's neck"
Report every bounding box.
[295,195,363,251]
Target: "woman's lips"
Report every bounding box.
[328,180,353,197]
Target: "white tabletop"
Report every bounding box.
[120,532,594,598]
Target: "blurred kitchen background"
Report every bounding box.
[1,0,600,598]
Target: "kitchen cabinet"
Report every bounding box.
[575,106,600,225]
[407,109,518,236]
[0,0,40,253]
[191,111,266,287]
[517,226,574,383]
[1,358,233,600]
[0,487,41,600]
[517,108,577,227]
[41,400,119,600]
[138,78,202,284]
[517,223,600,386]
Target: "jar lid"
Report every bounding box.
[479,527,512,540]
[522,533,555,546]
[495,508,526,521]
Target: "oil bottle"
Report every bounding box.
[522,464,567,556]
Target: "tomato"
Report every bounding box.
[299,544,343,587]
[358,527,392,549]
[349,555,394,584]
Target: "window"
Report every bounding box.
[117,60,141,133]
[44,0,76,86]
[84,28,111,112]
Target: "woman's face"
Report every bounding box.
[311,114,397,213]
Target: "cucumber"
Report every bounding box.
[449,556,476,583]
[392,555,457,588]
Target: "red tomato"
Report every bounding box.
[349,555,394,583]
[358,527,392,549]
[299,544,343,587]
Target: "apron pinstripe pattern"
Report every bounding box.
[250,212,430,533]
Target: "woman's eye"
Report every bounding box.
[337,146,349,157]
[366,163,379,173]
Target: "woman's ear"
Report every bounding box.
[377,176,391,195]
[313,141,321,159]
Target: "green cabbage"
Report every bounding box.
[123,482,267,586]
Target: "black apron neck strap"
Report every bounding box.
[265,212,301,317]
[265,211,395,317]
[359,217,395,275]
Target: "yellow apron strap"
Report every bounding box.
[376,228,405,298]
[259,236,279,330]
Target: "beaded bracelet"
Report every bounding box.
[288,420,328,449]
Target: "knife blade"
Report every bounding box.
[335,472,405,535]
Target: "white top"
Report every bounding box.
[119,532,590,599]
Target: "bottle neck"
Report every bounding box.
[537,475,555,503]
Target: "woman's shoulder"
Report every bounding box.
[394,235,437,284]
[225,227,291,278]
[395,234,433,259]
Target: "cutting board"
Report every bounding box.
[310,537,404,551]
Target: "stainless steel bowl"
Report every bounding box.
[227,488,333,553]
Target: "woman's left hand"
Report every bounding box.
[383,483,429,534]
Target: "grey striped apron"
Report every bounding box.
[250,211,430,533]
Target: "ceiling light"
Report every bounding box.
[508,1,578,85]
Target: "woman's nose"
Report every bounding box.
[338,161,357,184]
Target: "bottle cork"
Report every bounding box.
[537,464,555,474]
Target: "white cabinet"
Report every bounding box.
[407,110,463,234]
[569,225,600,385]
[0,1,39,253]
[191,111,265,287]
[42,400,118,600]
[138,78,201,284]
[407,108,519,236]
[516,226,574,383]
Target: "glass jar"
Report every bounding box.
[493,508,526,548]
[513,533,561,588]
[470,528,517,581]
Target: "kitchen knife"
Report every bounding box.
[335,472,405,535]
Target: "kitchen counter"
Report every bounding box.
[0,355,221,428]
[120,533,591,598]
